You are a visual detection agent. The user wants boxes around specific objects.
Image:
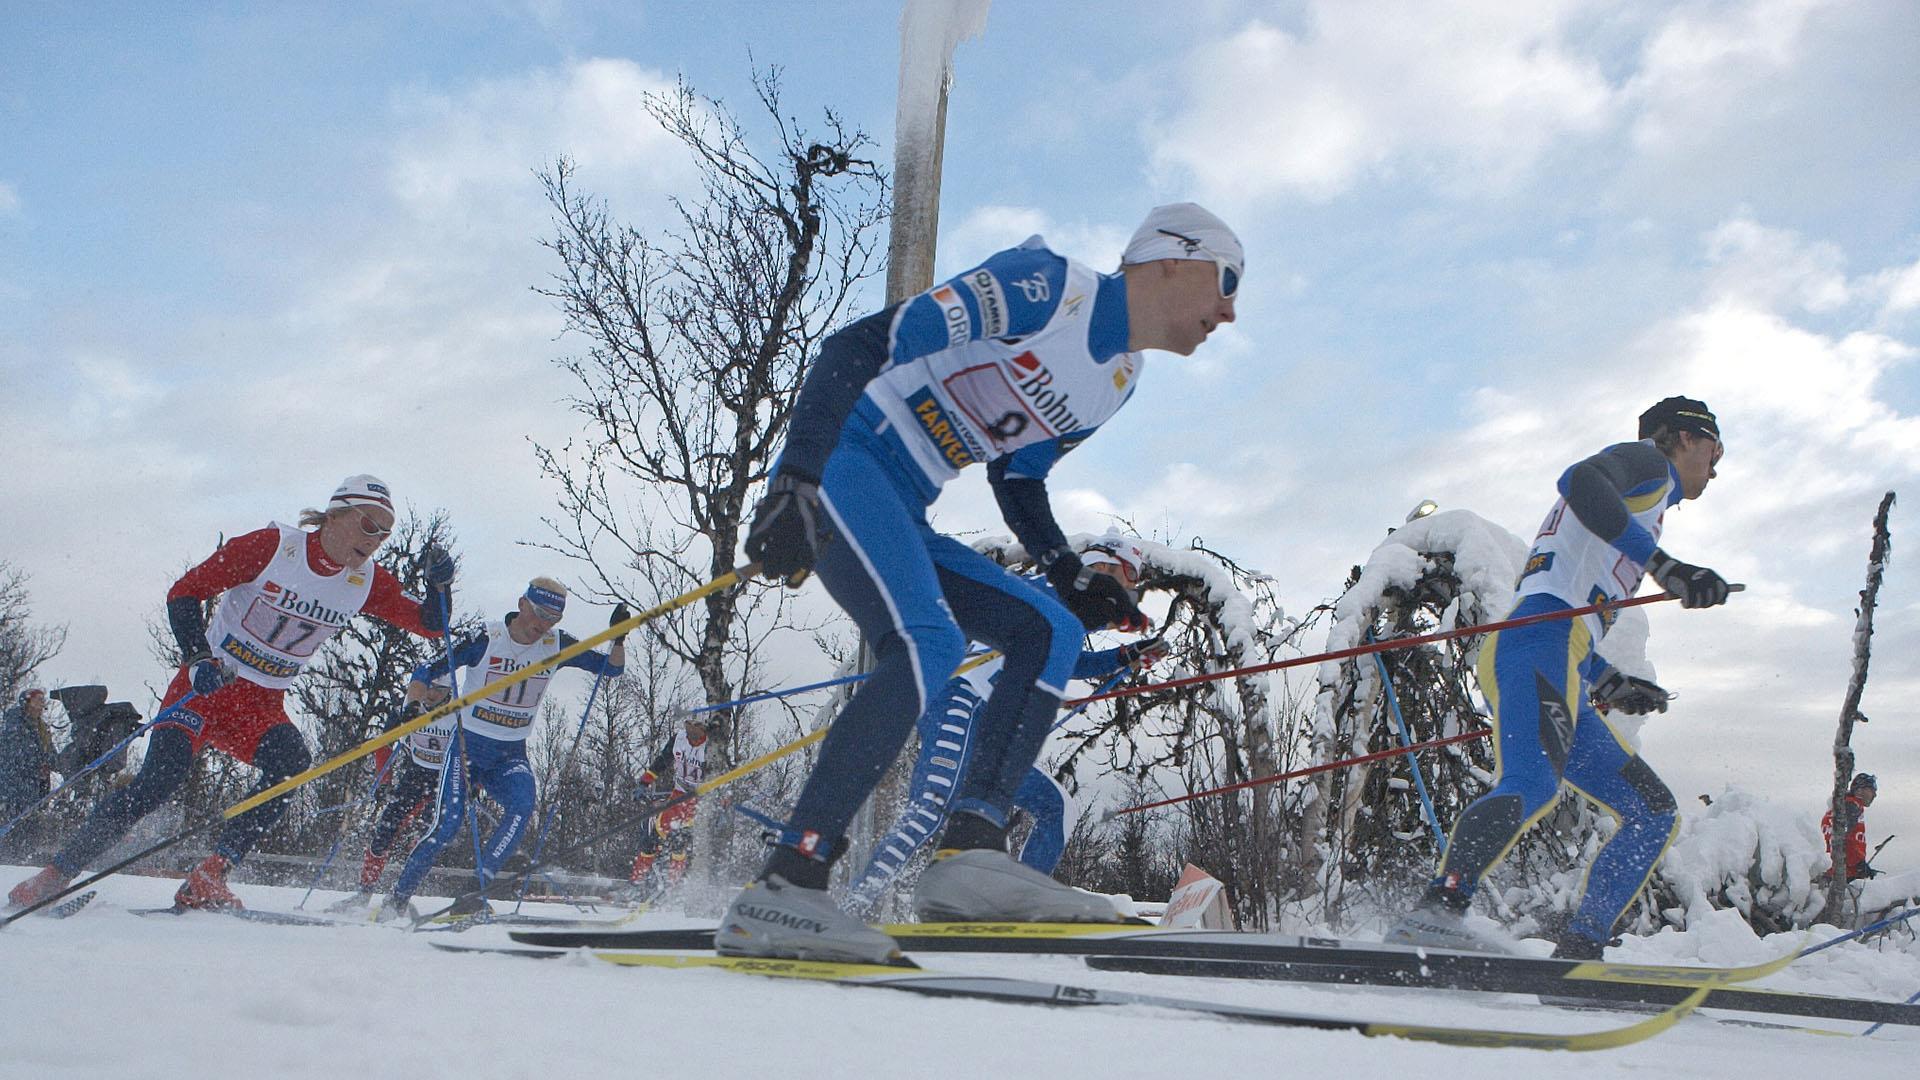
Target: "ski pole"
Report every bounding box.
[1067,587,1742,711]
[512,661,609,914]
[1,565,756,926]
[689,648,1000,716]
[431,586,490,904]
[1798,905,1920,957]
[1369,628,1445,848]
[1050,667,1131,734]
[297,744,398,909]
[425,723,832,922]
[0,692,198,845]
[1102,726,1492,821]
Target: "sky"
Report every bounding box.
[4,1,1919,854]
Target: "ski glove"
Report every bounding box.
[1591,668,1669,715]
[610,603,632,642]
[1118,635,1170,672]
[1044,550,1149,633]
[1646,548,1729,609]
[744,471,831,583]
[186,654,234,695]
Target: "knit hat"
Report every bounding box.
[327,474,394,514]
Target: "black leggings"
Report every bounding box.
[53,724,311,875]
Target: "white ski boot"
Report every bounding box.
[911,848,1122,923]
[717,874,902,965]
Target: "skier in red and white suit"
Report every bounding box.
[7,475,454,911]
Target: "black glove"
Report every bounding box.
[610,602,633,641]
[383,700,427,733]
[1646,548,1729,609]
[185,653,234,695]
[744,471,831,582]
[1044,550,1149,633]
[1591,667,1669,714]
[1117,635,1169,672]
[1856,864,1882,880]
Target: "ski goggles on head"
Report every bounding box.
[1156,228,1241,298]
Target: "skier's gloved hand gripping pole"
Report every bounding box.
[0,565,757,927]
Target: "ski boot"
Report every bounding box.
[373,896,418,924]
[911,848,1121,923]
[1383,878,1508,953]
[7,865,73,909]
[1549,934,1609,961]
[445,891,492,920]
[717,873,902,965]
[174,854,243,910]
[325,890,375,915]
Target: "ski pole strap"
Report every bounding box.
[733,804,840,862]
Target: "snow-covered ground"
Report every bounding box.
[4,867,1917,1079]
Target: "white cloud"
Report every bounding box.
[939,204,1133,278]
[1147,3,1617,202]
[1625,0,1835,152]
[1701,217,1851,313]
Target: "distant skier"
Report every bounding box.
[625,711,717,901]
[324,691,461,911]
[721,203,1242,963]
[844,537,1167,918]
[1388,397,1731,960]
[7,475,453,912]
[1820,773,1879,881]
[376,579,625,921]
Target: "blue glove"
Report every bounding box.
[187,654,234,695]
[422,545,456,587]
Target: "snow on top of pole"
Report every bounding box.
[895,0,990,158]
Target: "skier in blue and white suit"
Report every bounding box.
[382,578,625,920]
[1388,397,1731,960]
[721,203,1242,963]
[846,541,1168,917]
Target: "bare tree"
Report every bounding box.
[532,69,888,738]
[1821,491,1896,924]
[0,562,67,699]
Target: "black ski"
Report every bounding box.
[1080,954,1920,1027]
[132,904,338,926]
[431,939,1707,1051]
[503,922,1895,1026]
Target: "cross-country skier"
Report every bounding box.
[376,579,625,921]
[1821,773,1879,881]
[625,710,717,901]
[322,691,462,912]
[843,537,1167,918]
[720,203,1243,963]
[7,475,454,911]
[1388,397,1730,959]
